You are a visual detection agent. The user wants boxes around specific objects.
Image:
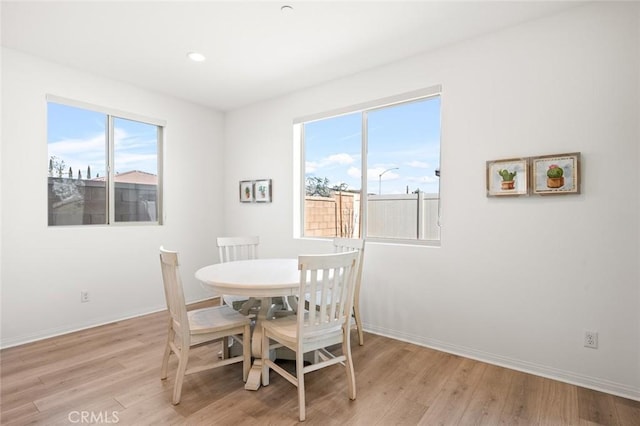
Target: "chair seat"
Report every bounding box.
[263,312,344,352]
[262,314,297,342]
[188,305,250,335]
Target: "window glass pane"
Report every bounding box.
[47,102,107,225]
[303,112,361,238]
[113,117,159,222]
[366,96,441,240]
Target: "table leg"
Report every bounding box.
[244,297,270,390]
[244,360,263,391]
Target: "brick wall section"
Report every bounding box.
[304,196,335,237]
[304,192,357,238]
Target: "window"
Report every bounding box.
[298,87,441,244]
[47,97,163,226]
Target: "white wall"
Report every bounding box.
[0,5,4,343]
[223,3,640,399]
[0,48,223,347]
[1,1,638,402]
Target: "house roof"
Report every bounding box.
[93,170,157,185]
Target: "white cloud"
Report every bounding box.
[306,161,318,173]
[48,134,105,156]
[367,166,400,181]
[405,160,430,168]
[347,166,361,179]
[326,153,355,165]
[307,153,356,174]
[48,134,106,177]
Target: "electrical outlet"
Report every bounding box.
[81,291,90,303]
[584,330,598,349]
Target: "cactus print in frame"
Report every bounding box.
[486,158,529,197]
[532,153,580,195]
[240,180,254,202]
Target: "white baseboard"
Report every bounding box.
[0,297,217,349]
[0,305,165,349]
[365,324,640,402]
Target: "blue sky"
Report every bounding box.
[304,96,441,195]
[47,103,158,178]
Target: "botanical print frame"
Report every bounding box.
[531,152,580,195]
[254,179,272,203]
[239,180,254,202]
[486,158,529,197]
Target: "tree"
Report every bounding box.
[49,156,66,177]
[77,170,82,180]
[68,167,73,178]
[87,165,91,179]
[306,177,331,197]
[306,178,350,196]
[332,182,349,192]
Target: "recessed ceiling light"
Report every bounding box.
[187,52,206,62]
[281,5,293,13]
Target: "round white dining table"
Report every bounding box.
[195,258,300,390]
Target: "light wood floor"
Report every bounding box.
[1,299,638,425]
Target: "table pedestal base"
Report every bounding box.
[227,296,300,390]
[244,359,263,390]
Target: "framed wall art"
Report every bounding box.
[486,158,529,197]
[239,180,254,202]
[531,152,580,195]
[254,179,272,203]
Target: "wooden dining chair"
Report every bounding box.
[216,236,261,315]
[261,251,360,421]
[333,238,366,345]
[159,247,251,405]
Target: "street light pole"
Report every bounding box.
[378,167,399,195]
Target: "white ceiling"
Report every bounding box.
[1,1,584,111]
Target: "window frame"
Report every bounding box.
[46,95,165,226]
[295,85,442,246]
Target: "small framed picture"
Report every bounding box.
[531,152,580,195]
[254,179,272,203]
[239,180,254,202]
[486,158,529,197]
